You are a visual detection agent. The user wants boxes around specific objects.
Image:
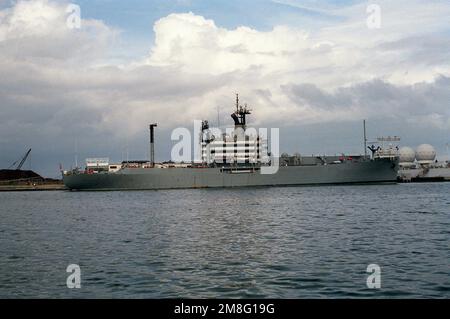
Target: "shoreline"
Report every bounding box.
[0,184,66,192]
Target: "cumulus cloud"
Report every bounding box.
[148,12,311,75]
[142,7,450,127]
[147,1,450,85]
[0,0,113,63]
[0,0,449,175]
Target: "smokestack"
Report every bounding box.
[149,123,157,167]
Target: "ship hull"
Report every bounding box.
[63,159,398,191]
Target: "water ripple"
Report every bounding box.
[0,183,449,298]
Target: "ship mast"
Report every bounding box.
[231,93,251,130]
[363,120,368,158]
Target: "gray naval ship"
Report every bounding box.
[63,96,399,190]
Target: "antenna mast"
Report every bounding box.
[75,139,78,168]
[230,93,251,130]
[363,120,368,158]
[217,105,220,128]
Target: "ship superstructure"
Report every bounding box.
[368,136,401,160]
[200,95,269,165]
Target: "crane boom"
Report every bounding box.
[16,148,32,170]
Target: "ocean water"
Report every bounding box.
[0,183,449,298]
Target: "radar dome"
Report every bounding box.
[415,144,436,164]
[399,147,415,166]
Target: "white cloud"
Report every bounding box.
[146,1,450,86]
[147,12,311,76]
[0,0,114,63]
[140,7,450,127]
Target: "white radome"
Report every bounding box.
[398,147,415,164]
[415,144,436,164]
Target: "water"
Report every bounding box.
[0,183,449,298]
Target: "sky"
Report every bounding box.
[0,0,449,177]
